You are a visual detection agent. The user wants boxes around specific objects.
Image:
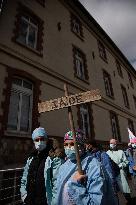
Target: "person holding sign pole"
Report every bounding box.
[55,130,117,205]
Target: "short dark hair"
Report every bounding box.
[85,139,99,148]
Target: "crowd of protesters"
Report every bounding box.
[20,127,136,205]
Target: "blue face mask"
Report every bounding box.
[65,148,76,160]
[34,141,47,151]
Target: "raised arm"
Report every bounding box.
[67,158,104,205]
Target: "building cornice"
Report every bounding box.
[0,43,89,92]
[97,97,136,120]
[1,44,136,120]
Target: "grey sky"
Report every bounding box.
[79,0,136,69]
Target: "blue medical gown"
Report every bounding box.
[55,154,118,205]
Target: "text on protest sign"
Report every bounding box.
[38,89,101,113]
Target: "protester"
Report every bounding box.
[107,138,131,204]
[20,127,64,205]
[46,147,65,205]
[125,139,136,190]
[85,139,119,196]
[125,143,134,177]
[55,130,118,205]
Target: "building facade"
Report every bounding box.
[0,0,136,169]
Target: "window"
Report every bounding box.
[128,72,134,88]
[17,15,38,49]
[80,104,90,138]
[7,78,33,132]
[116,60,123,77]
[13,4,44,54]
[0,0,4,13]
[110,111,121,141]
[128,119,135,135]
[103,70,114,98]
[73,46,88,81]
[133,95,136,109]
[71,14,83,39]
[98,40,107,61]
[121,85,129,108]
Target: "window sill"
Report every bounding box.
[71,30,84,41]
[12,38,43,57]
[106,95,114,100]
[75,75,89,84]
[5,130,31,138]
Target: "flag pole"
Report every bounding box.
[64,83,83,174]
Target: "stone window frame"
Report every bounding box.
[116,59,123,78]
[70,13,84,41]
[121,84,130,109]
[98,40,107,62]
[72,45,89,83]
[12,3,44,56]
[103,70,114,99]
[109,111,121,142]
[7,77,33,133]
[0,67,41,136]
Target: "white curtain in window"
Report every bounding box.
[20,94,31,132]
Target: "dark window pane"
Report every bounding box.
[74,48,87,80]
[23,80,32,90]
[103,71,114,97]
[71,14,83,38]
[13,78,22,86]
[98,41,107,61]
[28,25,37,48]
[7,91,20,130]
[121,85,129,108]
[110,112,121,142]
[116,60,123,77]
[133,96,136,109]
[17,17,28,44]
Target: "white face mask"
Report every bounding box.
[110,144,116,149]
[34,141,47,151]
[132,144,136,149]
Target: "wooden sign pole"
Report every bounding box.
[64,84,83,174]
[38,85,101,174]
